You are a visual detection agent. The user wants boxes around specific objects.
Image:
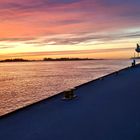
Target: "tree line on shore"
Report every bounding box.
[0,58,102,62]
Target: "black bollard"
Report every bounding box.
[62,88,77,100]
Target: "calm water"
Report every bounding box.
[0,60,131,116]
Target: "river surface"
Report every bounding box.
[0,60,132,116]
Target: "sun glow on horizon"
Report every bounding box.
[0,0,140,59]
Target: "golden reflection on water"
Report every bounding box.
[0,60,130,116]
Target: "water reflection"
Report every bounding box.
[0,60,130,116]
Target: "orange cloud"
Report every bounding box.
[0,0,140,58]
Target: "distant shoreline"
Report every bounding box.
[0,58,104,63]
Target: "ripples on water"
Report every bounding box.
[0,60,131,116]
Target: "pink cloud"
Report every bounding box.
[0,0,140,45]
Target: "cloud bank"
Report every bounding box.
[0,0,140,51]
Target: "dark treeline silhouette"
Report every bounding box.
[0,58,103,63]
[43,58,100,61]
[0,58,29,62]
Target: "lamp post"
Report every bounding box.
[135,44,140,58]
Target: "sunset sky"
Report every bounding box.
[0,0,140,59]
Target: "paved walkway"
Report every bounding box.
[0,65,140,140]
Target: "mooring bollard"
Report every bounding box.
[62,88,77,100]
